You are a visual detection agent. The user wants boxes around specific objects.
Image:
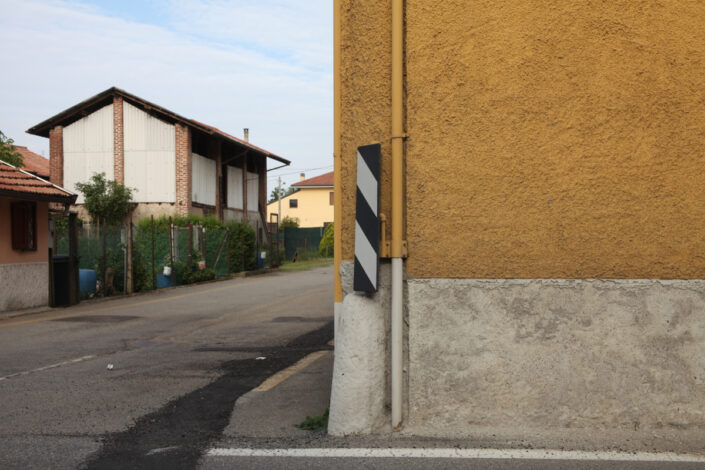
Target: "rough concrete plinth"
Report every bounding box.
[0,262,48,312]
[406,278,705,445]
[329,262,392,435]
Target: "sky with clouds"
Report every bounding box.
[0,0,333,189]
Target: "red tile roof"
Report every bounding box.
[0,161,76,203]
[292,171,334,188]
[14,146,50,178]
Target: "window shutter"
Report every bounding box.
[11,202,37,251]
[11,203,26,250]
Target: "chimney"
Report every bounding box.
[300,173,305,182]
[243,128,249,142]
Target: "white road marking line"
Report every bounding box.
[252,350,329,392]
[146,446,180,456]
[205,447,705,462]
[0,355,96,382]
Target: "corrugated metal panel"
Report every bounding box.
[124,102,175,203]
[227,166,243,209]
[192,152,216,206]
[247,171,259,212]
[63,103,114,204]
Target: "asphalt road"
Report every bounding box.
[0,266,334,469]
[2,264,703,470]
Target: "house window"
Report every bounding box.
[289,199,298,208]
[330,191,334,205]
[11,201,37,251]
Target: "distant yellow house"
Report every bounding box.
[267,172,333,228]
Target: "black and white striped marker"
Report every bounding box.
[354,143,381,292]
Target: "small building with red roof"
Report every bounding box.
[0,161,76,312]
[267,171,334,228]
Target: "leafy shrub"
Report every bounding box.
[279,216,299,231]
[182,269,216,285]
[227,221,256,272]
[319,223,334,257]
[137,214,225,232]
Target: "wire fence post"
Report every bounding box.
[188,224,193,270]
[169,216,174,286]
[102,220,107,296]
[126,211,133,294]
[203,227,207,269]
[151,215,156,290]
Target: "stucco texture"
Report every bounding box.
[339,0,393,262]
[267,188,334,228]
[340,1,705,278]
[407,278,705,442]
[0,263,49,311]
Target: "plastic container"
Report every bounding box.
[156,273,173,289]
[79,269,97,295]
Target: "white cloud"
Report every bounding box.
[162,0,332,71]
[0,0,333,182]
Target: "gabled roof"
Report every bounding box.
[14,146,49,179]
[0,161,76,203]
[26,87,290,166]
[292,171,334,188]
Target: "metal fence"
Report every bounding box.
[283,226,326,259]
[54,218,251,298]
[56,224,127,298]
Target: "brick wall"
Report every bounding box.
[49,126,63,187]
[175,123,192,216]
[113,96,124,184]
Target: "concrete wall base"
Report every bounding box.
[406,278,705,446]
[331,273,705,449]
[0,262,49,312]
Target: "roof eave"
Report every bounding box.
[291,185,334,189]
[0,188,77,204]
[26,88,292,166]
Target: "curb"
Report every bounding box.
[0,267,280,321]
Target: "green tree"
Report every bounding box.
[75,173,134,226]
[75,173,134,296]
[268,185,297,204]
[0,131,24,167]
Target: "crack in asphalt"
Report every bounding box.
[81,321,333,470]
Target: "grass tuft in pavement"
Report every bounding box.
[295,408,329,432]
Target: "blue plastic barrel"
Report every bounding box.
[156,273,173,289]
[257,252,263,269]
[79,269,97,295]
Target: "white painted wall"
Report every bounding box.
[192,152,216,206]
[63,103,114,203]
[227,166,243,209]
[247,171,259,212]
[123,102,175,203]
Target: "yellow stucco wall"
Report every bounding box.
[340,1,705,279]
[267,187,334,228]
